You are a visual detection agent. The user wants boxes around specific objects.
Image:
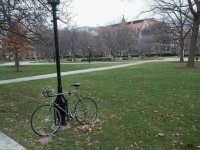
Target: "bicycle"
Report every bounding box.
[30,83,98,136]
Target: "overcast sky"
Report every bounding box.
[71,0,147,27]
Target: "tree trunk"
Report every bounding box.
[128,53,132,60]
[71,49,76,62]
[148,52,151,59]
[179,9,184,63]
[179,38,184,62]
[82,49,86,61]
[72,54,76,62]
[110,53,116,61]
[14,50,20,71]
[110,48,116,61]
[187,16,200,67]
[128,48,133,60]
[141,52,144,60]
[119,49,122,57]
[0,52,4,61]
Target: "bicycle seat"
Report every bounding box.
[71,83,81,88]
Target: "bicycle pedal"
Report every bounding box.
[68,113,75,119]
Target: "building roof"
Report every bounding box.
[104,18,159,30]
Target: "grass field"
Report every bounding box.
[0,63,121,80]
[0,62,199,149]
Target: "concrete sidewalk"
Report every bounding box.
[0,60,163,85]
[0,60,123,66]
[0,131,26,150]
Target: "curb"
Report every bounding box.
[0,131,26,150]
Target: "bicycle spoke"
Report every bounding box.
[31,105,61,136]
[75,97,98,125]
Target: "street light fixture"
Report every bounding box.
[47,0,68,126]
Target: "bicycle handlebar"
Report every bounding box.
[54,91,71,96]
[42,89,71,98]
[42,89,54,98]
[42,83,81,98]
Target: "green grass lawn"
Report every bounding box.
[0,63,121,80]
[0,62,199,149]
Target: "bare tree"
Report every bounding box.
[116,23,132,57]
[140,22,174,57]
[128,29,139,58]
[63,29,80,61]
[0,0,72,34]
[98,26,119,60]
[33,28,54,60]
[78,31,93,60]
[143,0,192,62]
[187,0,200,67]
[0,0,72,62]
[93,35,104,57]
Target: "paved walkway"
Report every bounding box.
[0,60,123,66]
[0,60,164,85]
[0,131,26,150]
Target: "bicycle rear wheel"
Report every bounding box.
[75,97,98,125]
[31,104,61,136]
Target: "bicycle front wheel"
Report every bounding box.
[31,104,61,136]
[75,97,98,125]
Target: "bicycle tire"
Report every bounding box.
[31,104,61,136]
[75,97,98,125]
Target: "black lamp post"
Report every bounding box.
[47,0,67,126]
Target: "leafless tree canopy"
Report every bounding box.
[142,0,200,66]
[0,0,72,64]
[142,0,192,62]
[0,0,72,43]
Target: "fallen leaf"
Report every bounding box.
[37,135,53,145]
[158,133,164,137]
[186,142,194,149]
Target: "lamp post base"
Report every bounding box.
[55,95,68,126]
